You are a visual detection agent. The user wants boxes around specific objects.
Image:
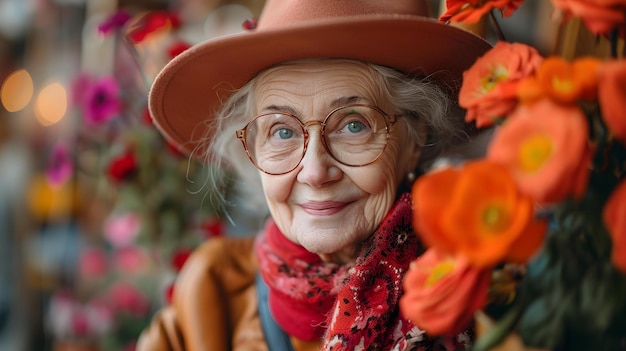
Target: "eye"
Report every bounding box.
[276,128,294,139]
[346,120,366,133]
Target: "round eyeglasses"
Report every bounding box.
[235,104,398,175]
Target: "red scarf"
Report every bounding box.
[256,193,466,350]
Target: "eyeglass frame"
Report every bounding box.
[235,103,400,175]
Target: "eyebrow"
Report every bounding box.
[262,96,368,116]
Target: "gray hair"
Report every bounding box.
[194,59,469,224]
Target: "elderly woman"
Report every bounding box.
[138,0,491,350]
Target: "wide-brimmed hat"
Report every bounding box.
[149,0,492,157]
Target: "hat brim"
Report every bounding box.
[149,15,492,157]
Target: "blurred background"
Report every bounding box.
[0,1,568,350]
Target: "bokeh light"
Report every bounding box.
[1,69,34,112]
[35,82,67,126]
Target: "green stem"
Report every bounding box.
[471,302,524,351]
[119,32,151,93]
[489,10,507,42]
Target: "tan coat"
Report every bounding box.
[136,236,321,351]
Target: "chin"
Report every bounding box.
[297,229,359,257]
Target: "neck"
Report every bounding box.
[318,244,361,264]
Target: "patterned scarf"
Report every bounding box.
[255,193,468,350]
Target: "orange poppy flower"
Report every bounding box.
[604,180,626,273]
[598,60,626,143]
[460,41,543,127]
[400,248,491,336]
[440,0,524,24]
[488,99,593,205]
[515,76,544,105]
[412,160,547,267]
[535,56,601,104]
[552,0,626,37]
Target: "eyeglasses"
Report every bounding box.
[235,104,398,175]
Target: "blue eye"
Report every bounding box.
[347,121,365,133]
[277,128,294,139]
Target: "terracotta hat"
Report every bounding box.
[149,0,492,156]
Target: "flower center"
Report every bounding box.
[482,204,510,233]
[480,65,509,93]
[425,260,456,287]
[552,76,574,94]
[518,134,553,172]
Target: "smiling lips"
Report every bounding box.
[300,201,350,216]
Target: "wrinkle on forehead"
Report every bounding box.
[252,59,390,119]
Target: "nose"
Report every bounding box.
[295,125,342,187]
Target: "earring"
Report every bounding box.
[406,171,416,184]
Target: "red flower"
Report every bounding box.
[551,0,626,37]
[440,0,525,24]
[459,41,543,127]
[171,248,193,272]
[128,11,180,43]
[487,99,593,205]
[107,151,138,183]
[167,41,191,59]
[400,249,491,336]
[598,60,626,143]
[604,180,626,273]
[200,218,225,238]
[242,18,258,30]
[141,107,153,125]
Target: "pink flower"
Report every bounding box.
[46,143,73,187]
[70,73,94,107]
[103,212,142,248]
[460,41,543,127]
[80,75,121,126]
[107,281,151,317]
[85,297,114,335]
[98,10,132,35]
[113,247,149,273]
[78,247,109,279]
[400,249,491,336]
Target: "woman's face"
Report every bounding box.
[253,60,421,261]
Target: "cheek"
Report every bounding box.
[260,172,297,232]
[350,160,399,195]
[356,138,408,193]
[260,173,294,203]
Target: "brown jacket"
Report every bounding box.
[136,236,321,351]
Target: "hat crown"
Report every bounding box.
[257,0,430,30]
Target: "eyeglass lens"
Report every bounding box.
[243,105,389,174]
